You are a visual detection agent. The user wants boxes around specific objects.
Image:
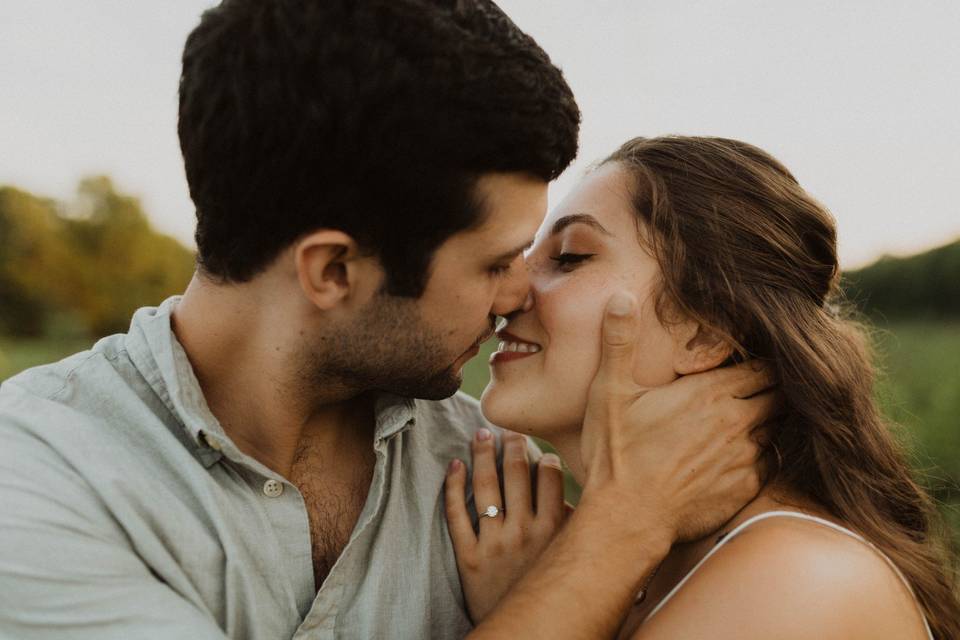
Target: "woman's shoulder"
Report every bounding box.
[635,510,930,640]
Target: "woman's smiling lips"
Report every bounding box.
[490,330,543,365]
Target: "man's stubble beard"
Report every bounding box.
[300,293,466,401]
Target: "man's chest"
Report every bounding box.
[290,446,376,588]
[300,476,371,586]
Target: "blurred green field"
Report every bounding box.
[2,321,958,547]
[0,336,96,382]
[872,322,960,543]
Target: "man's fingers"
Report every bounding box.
[502,431,532,524]
[735,390,779,434]
[535,453,564,527]
[723,361,777,398]
[596,291,639,390]
[444,459,477,555]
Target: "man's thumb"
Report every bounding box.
[600,291,638,371]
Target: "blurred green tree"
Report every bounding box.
[0,177,195,337]
[843,239,960,320]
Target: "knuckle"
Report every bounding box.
[539,512,563,532]
[504,527,527,549]
[472,464,499,485]
[487,539,506,556]
[506,458,529,476]
[461,553,482,573]
[474,474,499,493]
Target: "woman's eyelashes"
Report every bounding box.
[549,253,595,271]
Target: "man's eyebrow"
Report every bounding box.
[493,239,535,263]
[550,213,612,236]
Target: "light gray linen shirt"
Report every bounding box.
[0,296,523,639]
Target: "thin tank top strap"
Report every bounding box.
[643,510,933,639]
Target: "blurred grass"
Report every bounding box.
[0,336,94,382]
[873,321,960,547]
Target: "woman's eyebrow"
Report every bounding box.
[550,213,612,236]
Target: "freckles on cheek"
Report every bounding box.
[550,284,607,369]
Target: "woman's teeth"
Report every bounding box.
[497,341,542,354]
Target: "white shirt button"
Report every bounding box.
[202,432,223,451]
[262,479,284,498]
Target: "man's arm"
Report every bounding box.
[467,292,773,639]
[0,424,229,640]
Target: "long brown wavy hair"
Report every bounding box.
[605,136,959,638]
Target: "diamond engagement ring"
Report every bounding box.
[480,505,503,519]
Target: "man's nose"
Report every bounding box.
[491,258,532,317]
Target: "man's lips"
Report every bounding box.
[459,325,496,359]
[476,326,496,346]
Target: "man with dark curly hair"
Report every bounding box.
[0,1,768,638]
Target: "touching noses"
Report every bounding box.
[491,256,534,317]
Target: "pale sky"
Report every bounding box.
[2,1,958,268]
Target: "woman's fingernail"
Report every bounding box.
[540,453,562,469]
[448,459,462,474]
[607,291,635,316]
[477,428,492,442]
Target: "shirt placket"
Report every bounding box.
[200,430,317,619]
[292,424,405,639]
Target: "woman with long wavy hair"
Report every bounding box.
[446,136,959,638]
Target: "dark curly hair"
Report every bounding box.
[178,0,580,296]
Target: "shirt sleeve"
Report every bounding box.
[0,422,230,640]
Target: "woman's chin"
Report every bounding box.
[480,383,577,440]
[479,384,510,428]
[480,384,530,432]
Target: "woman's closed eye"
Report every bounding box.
[549,253,595,271]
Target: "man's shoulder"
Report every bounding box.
[0,332,176,466]
[2,333,128,401]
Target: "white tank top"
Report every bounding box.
[643,510,934,639]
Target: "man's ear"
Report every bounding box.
[672,322,733,375]
[293,230,379,311]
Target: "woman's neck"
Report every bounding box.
[545,431,587,487]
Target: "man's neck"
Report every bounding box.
[171,273,376,478]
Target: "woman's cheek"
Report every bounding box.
[548,283,608,380]
[629,300,679,387]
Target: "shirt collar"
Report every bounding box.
[125,296,420,468]
[125,296,227,467]
[374,393,418,441]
